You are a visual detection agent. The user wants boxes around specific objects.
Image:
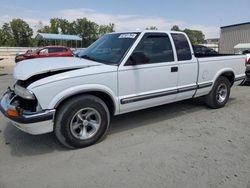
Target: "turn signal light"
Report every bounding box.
[7,108,19,117]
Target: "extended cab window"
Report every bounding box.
[171,33,192,61]
[132,33,174,64]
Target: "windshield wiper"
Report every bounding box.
[81,54,97,61]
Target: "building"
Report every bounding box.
[219,22,250,54]
[234,43,250,54]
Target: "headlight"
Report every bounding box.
[14,85,35,100]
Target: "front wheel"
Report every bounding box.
[205,76,231,109]
[54,95,110,148]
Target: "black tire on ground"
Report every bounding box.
[54,95,110,148]
[205,76,231,109]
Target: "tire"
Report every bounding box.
[205,76,231,109]
[54,95,110,148]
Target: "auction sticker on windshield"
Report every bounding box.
[118,34,137,39]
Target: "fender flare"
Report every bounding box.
[47,84,119,114]
[212,68,235,87]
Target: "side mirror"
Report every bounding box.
[74,52,79,57]
[127,51,149,65]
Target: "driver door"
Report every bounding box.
[118,32,179,113]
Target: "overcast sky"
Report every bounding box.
[0,0,249,39]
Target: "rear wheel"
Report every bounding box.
[54,95,110,148]
[205,76,231,109]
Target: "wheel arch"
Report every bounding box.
[48,85,118,116]
[55,91,117,116]
[213,69,235,87]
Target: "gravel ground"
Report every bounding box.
[0,59,250,188]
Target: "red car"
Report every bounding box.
[15,46,73,63]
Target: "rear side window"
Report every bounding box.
[48,47,67,53]
[171,33,192,61]
[133,33,174,64]
[61,48,68,52]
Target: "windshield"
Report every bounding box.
[79,32,140,65]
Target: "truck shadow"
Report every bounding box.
[109,99,204,134]
[3,98,236,156]
[3,124,67,156]
[108,97,234,134]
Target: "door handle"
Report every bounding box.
[171,66,178,72]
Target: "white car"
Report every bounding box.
[0,31,246,148]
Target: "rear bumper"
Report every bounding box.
[0,90,55,135]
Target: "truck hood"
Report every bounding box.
[14,57,102,80]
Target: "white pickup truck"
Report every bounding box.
[0,31,246,148]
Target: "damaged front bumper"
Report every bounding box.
[0,89,55,135]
